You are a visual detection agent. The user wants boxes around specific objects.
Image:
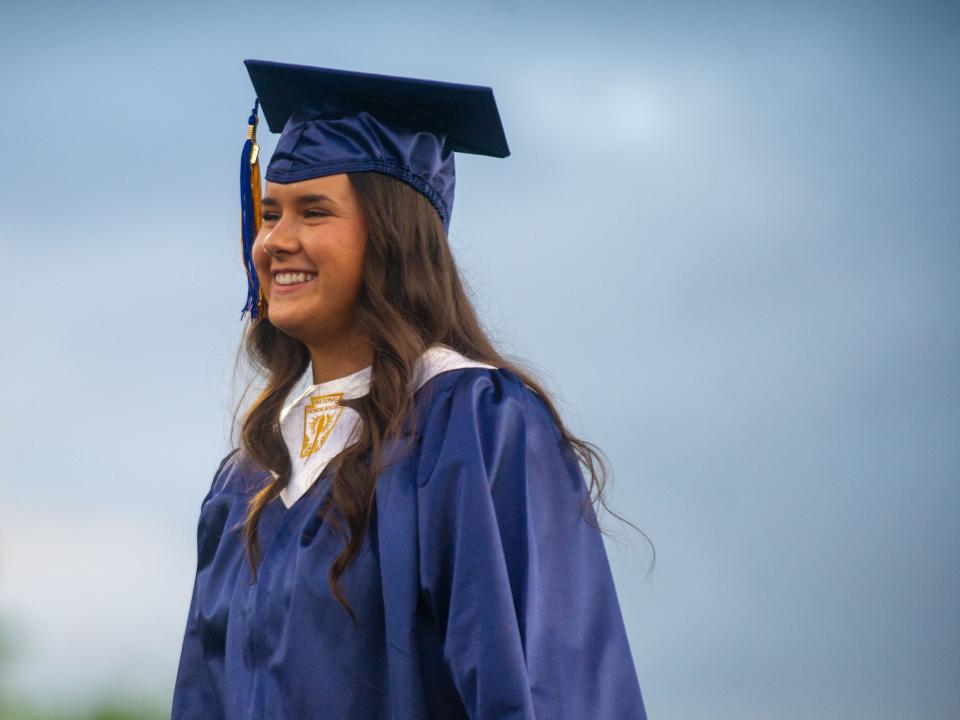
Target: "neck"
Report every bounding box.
[306,330,374,385]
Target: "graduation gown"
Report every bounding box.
[171,345,647,719]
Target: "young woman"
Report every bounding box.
[172,59,649,720]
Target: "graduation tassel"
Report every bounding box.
[240,99,266,320]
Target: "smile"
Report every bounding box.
[274,272,317,286]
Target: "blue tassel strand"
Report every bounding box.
[240,99,264,320]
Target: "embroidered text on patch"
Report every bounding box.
[301,393,346,459]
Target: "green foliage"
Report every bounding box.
[0,698,168,720]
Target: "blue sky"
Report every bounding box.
[1,1,958,718]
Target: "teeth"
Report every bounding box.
[274,272,316,286]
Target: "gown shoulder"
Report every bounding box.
[399,363,648,719]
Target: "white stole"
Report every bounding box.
[276,344,496,509]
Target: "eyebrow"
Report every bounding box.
[261,193,338,207]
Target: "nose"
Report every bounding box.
[261,217,301,258]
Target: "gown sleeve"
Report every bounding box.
[171,449,239,720]
[416,369,648,720]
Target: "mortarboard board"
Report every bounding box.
[238,59,511,320]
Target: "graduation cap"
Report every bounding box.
[239,58,511,319]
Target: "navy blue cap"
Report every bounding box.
[244,59,510,233]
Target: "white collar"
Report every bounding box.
[280,363,372,424]
[279,343,496,422]
[275,343,496,509]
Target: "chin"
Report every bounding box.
[266,306,311,338]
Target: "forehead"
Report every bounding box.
[263,173,352,203]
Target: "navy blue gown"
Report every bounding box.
[172,366,647,719]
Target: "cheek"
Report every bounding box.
[335,245,366,299]
[251,236,266,264]
[251,237,271,278]
[341,229,367,284]
[305,234,365,285]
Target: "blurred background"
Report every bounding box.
[1,0,958,718]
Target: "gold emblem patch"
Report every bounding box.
[300,393,345,459]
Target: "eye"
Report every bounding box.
[261,211,280,222]
[305,209,329,218]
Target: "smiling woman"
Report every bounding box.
[171,58,650,720]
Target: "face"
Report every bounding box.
[252,174,368,346]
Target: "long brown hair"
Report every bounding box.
[231,171,654,623]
